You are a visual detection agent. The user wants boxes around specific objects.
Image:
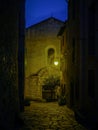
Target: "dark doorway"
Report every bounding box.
[70,81,74,107]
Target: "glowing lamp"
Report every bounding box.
[54,61,58,66]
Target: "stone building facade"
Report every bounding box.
[0,0,25,129]
[58,0,98,126]
[25,17,64,100]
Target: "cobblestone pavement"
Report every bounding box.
[19,101,88,130]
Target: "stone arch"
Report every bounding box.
[25,66,60,100]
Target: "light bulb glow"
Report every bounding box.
[54,61,58,66]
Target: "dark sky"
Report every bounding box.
[25,0,68,28]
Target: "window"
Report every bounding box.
[72,0,76,19]
[70,81,74,106]
[48,48,55,65]
[61,36,64,53]
[62,36,64,46]
[88,3,95,55]
[75,80,79,100]
[88,69,95,98]
[72,38,75,63]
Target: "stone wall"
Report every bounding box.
[0,0,25,129]
[25,66,60,100]
[25,76,42,100]
[25,17,64,76]
[25,18,64,100]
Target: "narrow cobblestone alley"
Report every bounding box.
[18,101,88,130]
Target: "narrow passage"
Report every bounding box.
[19,101,88,130]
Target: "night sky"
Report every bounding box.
[25,0,68,28]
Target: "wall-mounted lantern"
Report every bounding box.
[54,61,59,66]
